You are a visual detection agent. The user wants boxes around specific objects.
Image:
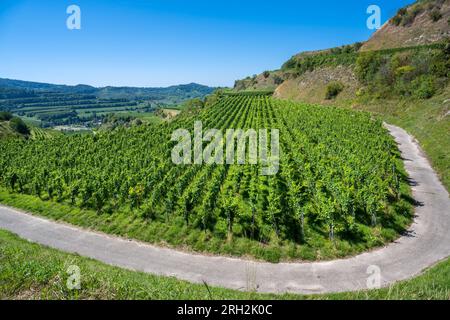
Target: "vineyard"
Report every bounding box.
[0,94,412,261]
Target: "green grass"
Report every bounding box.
[30,127,62,140]
[116,111,163,123]
[20,116,42,127]
[0,121,19,139]
[77,109,161,123]
[353,86,450,191]
[0,229,448,300]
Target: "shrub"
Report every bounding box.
[410,5,424,18]
[394,79,411,97]
[282,57,296,70]
[355,52,381,83]
[262,71,270,78]
[183,98,204,110]
[353,42,364,52]
[273,75,284,85]
[398,5,423,26]
[398,8,407,16]
[0,111,13,121]
[430,52,450,78]
[356,88,366,97]
[391,15,402,26]
[401,13,415,26]
[325,81,344,100]
[9,117,30,135]
[413,75,436,99]
[213,220,228,239]
[395,65,416,77]
[391,51,412,69]
[430,9,442,22]
[410,50,433,75]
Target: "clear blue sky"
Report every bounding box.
[0,0,414,88]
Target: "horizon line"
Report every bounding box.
[0,76,224,90]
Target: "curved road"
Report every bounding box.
[0,124,449,294]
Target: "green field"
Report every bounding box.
[0,93,152,125]
[0,94,413,262]
[0,80,215,127]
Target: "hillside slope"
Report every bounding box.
[361,0,450,51]
[234,0,449,93]
[0,121,20,139]
[273,65,358,105]
[234,0,450,192]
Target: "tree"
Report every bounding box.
[429,9,442,22]
[0,111,13,121]
[9,117,30,135]
[355,52,381,83]
[325,81,344,100]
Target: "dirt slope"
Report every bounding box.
[361,0,450,51]
[273,66,358,105]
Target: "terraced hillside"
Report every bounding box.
[0,94,412,261]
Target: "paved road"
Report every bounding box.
[0,124,449,294]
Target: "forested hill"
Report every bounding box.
[0,78,215,101]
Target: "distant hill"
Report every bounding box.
[0,78,216,127]
[0,78,215,101]
[96,83,216,100]
[0,78,97,94]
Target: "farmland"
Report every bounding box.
[0,92,155,127]
[0,93,413,262]
[0,79,215,128]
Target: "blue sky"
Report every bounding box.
[0,0,414,87]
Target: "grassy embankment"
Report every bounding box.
[353,88,450,191]
[0,229,448,299]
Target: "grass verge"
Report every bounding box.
[353,88,450,191]
[0,229,448,300]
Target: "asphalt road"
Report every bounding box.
[0,124,449,294]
